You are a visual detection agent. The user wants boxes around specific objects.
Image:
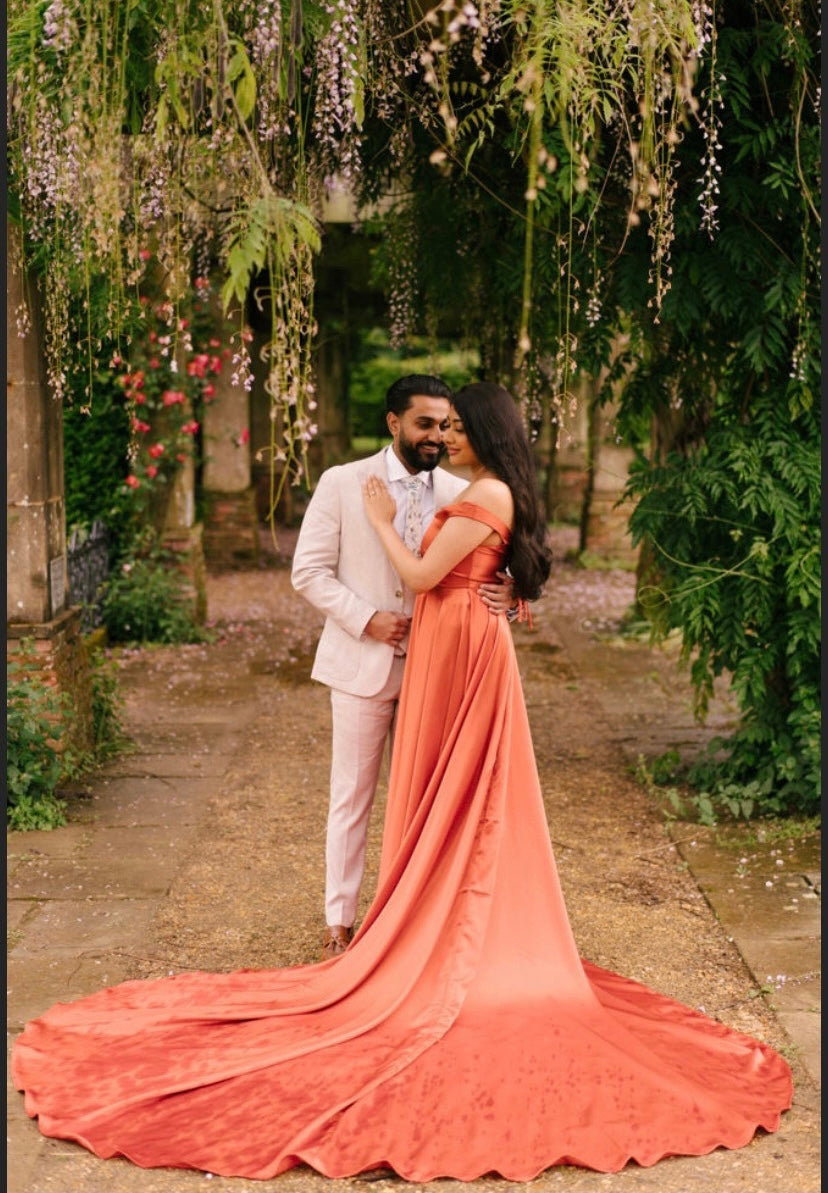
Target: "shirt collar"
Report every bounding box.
[384,445,433,487]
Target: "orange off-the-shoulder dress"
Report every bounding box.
[12,502,792,1180]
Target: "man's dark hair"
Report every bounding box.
[385,374,452,417]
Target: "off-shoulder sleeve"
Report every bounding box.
[444,500,511,542]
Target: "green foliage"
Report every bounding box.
[88,649,129,760]
[628,401,820,816]
[7,645,131,831]
[616,4,820,818]
[6,663,68,829]
[348,329,480,440]
[63,372,133,560]
[101,539,208,645]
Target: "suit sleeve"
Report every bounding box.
[291,468,378,641]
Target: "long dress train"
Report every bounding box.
[12,502,792,1180]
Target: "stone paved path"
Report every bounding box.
[7,542,820,1193]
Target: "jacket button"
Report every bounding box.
[395,590,403,598]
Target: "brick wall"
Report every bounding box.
[7,607,94,754]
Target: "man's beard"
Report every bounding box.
[398,434,446,472]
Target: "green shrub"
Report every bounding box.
[628,401,820,819]
[7,647,130,831]
[7,664,69,831]
[88,649,128,758]
[101,547,207,645]
[63,367,133,561]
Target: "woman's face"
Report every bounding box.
[443,406,480,471]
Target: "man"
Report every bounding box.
[292,374,514,959]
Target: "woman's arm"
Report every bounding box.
[362,476,512,592]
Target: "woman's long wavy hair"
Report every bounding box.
[451,382,551,601]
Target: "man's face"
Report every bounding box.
[388,394,450,473]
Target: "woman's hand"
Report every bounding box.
[362,476,397,529]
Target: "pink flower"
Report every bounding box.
[208,338,221,349]
[179,318,189,330]
[187,354,209,379]
[132,370,145,389]
[148,442,165,458]
[181,420,200,435]
[241,327,253,343]
[117,373,131,388]
[237,428,250,445]
[148,357,161,370]
[125,475,140,489]
[134,393,146,405]
[132,418,152,433]
[162,390,186,407]
[149,330,157,343]
[176,452,187,462]
[209,355,222,374]
[146,465,159,479]
[202,383,216,399]
[139,249,152,261]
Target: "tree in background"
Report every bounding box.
[7,1,819,815]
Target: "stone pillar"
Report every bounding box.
[201,303,259,566]
[585,438,638,564]
[162,449,208,622]
[7,226,93,748]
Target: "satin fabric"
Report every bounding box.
[12,502,792,1180]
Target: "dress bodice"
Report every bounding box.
[423,501,511,589]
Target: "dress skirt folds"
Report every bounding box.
[12,502,792,1180]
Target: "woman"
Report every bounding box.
[12,383,791,1181]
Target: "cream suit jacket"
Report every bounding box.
[292,448,466,698]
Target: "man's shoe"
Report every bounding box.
[321,925,353,961]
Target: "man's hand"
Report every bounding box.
[478,570,517,616]
[364,611,411,647]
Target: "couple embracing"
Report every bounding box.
[12,376,791,1181]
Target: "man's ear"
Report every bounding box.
[386,411,399,438]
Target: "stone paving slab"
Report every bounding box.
[8,853,176,900]
[8,950,143,1028]
[78,776,221,827]
[8,899,160,961]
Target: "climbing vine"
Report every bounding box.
[9,1,711,484]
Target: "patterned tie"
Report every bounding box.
[403,477,424,556]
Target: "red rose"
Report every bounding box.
[125,475,140,489]
[148,443,165,458]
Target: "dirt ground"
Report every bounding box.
[14,526,817,1193]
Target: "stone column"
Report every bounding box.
[7,227,93,748]
[201,302,259,567]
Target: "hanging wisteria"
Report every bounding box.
[7,1,787,475]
